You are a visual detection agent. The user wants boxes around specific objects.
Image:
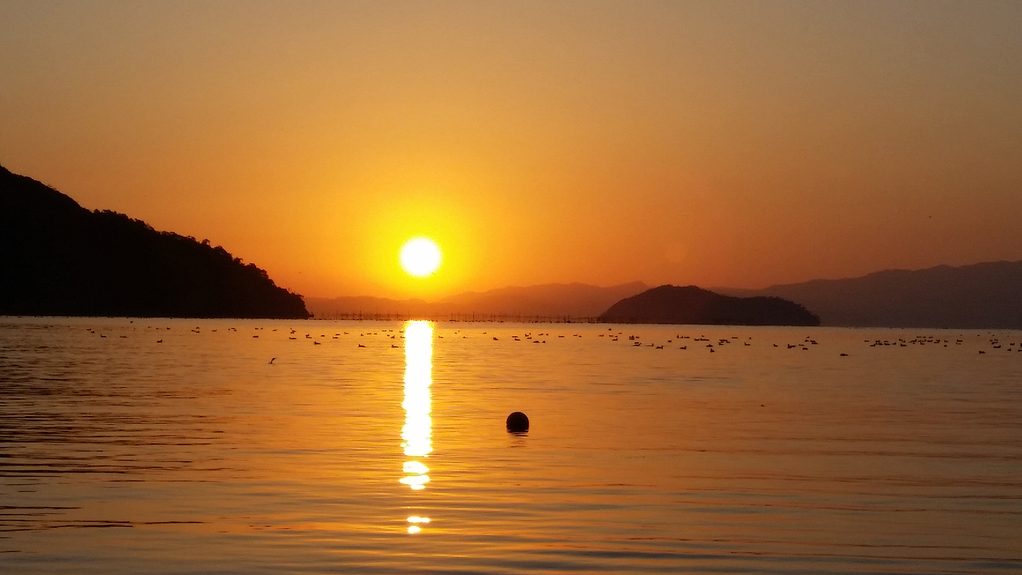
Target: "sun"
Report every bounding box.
[400,237,442,277]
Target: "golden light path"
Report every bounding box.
[401,320,433,533]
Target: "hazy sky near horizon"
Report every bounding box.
[2,0,1020,299]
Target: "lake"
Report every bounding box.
[1,317,1020,574]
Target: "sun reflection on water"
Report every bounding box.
[401,320,433,532]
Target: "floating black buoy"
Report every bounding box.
[506,411,529,433]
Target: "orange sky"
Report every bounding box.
[2,1,1020,300]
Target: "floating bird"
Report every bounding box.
[269,357,276,364]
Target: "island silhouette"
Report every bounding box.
[599,285,820,326]
[0,164,308,318]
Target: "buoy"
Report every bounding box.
[506,412,529,433]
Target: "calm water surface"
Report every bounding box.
[1,318,1020,574]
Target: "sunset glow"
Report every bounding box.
[1,2,1020,300]
[4,2,1021,569]
[400,238,442,278]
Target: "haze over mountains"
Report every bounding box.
[310,261,1022,329]
[718,261,1022,329]
[305,282,648,320]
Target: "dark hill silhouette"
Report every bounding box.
[717,261,1022,328]
[599,285,820,326]
[0,164,308,318]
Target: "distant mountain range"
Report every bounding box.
[305,282,648,320]
[0,164,309,318]
[717,261,1022,329]
[311,260,1022,329]
[599,285,819,326]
